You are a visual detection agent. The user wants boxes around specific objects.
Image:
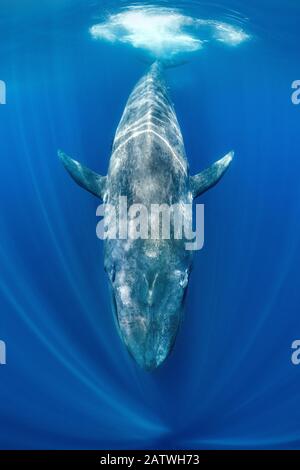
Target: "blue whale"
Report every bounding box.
[59,62,233,370]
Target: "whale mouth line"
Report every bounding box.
[90,5,250,59]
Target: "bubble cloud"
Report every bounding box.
[90,6,250,59]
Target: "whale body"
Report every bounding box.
[59,62,233,370]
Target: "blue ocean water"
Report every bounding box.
[0,0,300,449]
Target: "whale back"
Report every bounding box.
[108,63,189,206]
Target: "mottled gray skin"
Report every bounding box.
[59,62,233,370]
[105,63,192,369]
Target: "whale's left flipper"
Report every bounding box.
[190,151,234,199]
[58,150,106,199]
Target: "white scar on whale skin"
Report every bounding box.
[113,128,187,175]
[110,63,187,177]
[90,6,250,58]
[114,117,183,146]
[114,103,182,142]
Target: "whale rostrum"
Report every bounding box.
[59,62,233,370]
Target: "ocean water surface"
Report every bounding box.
[0,0,300,449]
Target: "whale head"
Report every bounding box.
[105,238,191,370]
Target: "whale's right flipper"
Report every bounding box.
[190,151,234,199]
[58,150,107,200]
